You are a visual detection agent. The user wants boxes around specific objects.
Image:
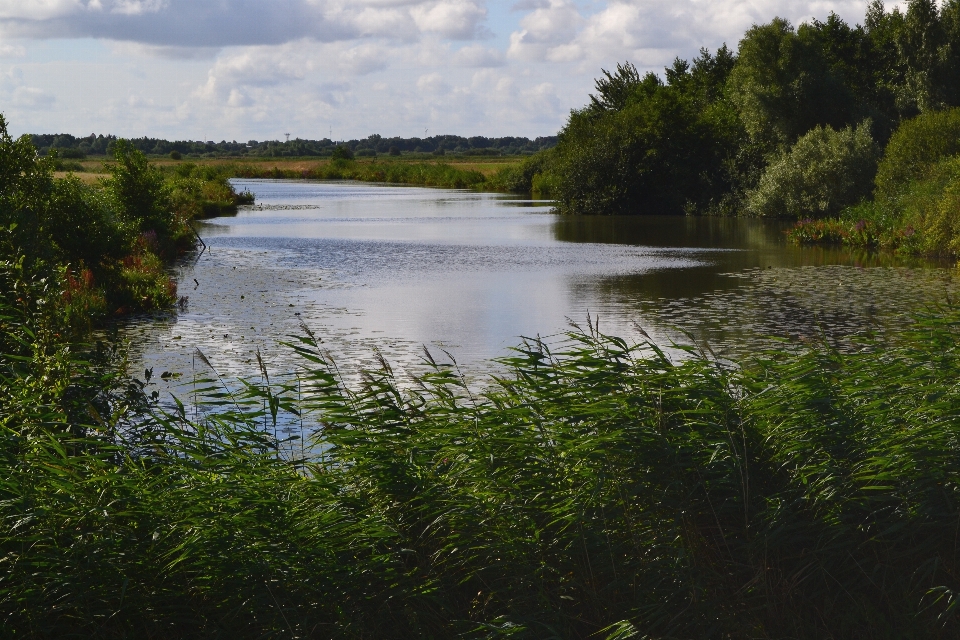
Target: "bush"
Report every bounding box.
[169,150,182,160]
[105,140,175,245]
[487,150,554,195]
[875,107,960,204]
[59,148,85,160]
[892,155,960,255]
[746,121,880,218]
[330,145,354,161]
[388,146,401,156]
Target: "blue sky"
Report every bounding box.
[0,1,900,140]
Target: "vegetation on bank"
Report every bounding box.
[499,0,960,256]
[7,250,960,638]
[28,131,556,159]
[0,118,248,324]
[229,158,489,190]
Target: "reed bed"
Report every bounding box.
[5,287,960,637]
[229,159,487,190]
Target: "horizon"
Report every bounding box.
[0,1,906,141]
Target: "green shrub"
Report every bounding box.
[169,150,182,160]
[487,150,554,194]
[59,148,85,160]
[746,121,880,218]
[330,145,354,161]
[893,154,960,254]
[549,88,741,215]
[105,140,174,244]
[875,107,960,203]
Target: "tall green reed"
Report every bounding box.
[5,293,960,638]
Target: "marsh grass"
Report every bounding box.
[230,160,489,190]
[6,278,960,638]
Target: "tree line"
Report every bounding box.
[29,132,557,160]
[510,0,960,255]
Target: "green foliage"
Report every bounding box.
[747,121,880,218]
[889,155,960,255]
[47,175,127,268]
[169,150,182,160]
[875,107,960,204]
[164,162,252,219]
[487,150,555,195]
[546,52,744,215]
[0,116,255,324]
[231,160,487,190]
[330,145,354,161]
[105,140,175,243]
[728,18,854,150]
[7,290,960,637]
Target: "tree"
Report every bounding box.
[746,121,880,218]
[728,18,854,150]
[106,140,173,246]
[550,68,743,215]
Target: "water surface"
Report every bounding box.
[118,180,958,392]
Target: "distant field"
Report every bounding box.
[69,155,521,178]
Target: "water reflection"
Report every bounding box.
[115,180,954,400]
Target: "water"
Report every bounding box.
[118,180,958,394]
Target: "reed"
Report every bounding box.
[5,264,960,637]
[228,159,487,190]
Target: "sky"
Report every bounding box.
[0,0,905,141]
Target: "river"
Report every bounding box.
[117,179,958,396]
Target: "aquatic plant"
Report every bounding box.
[230,160,487,190]
[6,275,960,637]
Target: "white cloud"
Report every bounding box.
[416,72,450,94]
[111,41,218,59]
[508,0,883,70]
[411,0,487,39]
[12,85,54,108]
[0,43,25,57]
[0,0,492,46]
[109,0,166,15]
[453,43,503,67]
[338,43,388,75]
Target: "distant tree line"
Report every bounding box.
[28,132,557,159]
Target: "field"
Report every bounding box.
[63,154,522,180]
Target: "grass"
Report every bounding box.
[6,262,960,638]
[68,156,528,193]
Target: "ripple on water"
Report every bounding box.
[111,181,958,406]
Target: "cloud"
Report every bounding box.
[338,43,389,75]
[416,72,451,94]
[508,0,881,69]
[0,0,492,47]
[512,0,549,10]
[452,43,503,67]
[12,85,54,108]
[111,41,219,59]
[411,0,487,39]
[0,43,25,57]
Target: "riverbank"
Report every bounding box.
[8,124,960,638]
[6,274,960,638]
[61,154,524,192]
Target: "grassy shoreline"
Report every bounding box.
[63,155,527,194]
[6,281,960,637]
